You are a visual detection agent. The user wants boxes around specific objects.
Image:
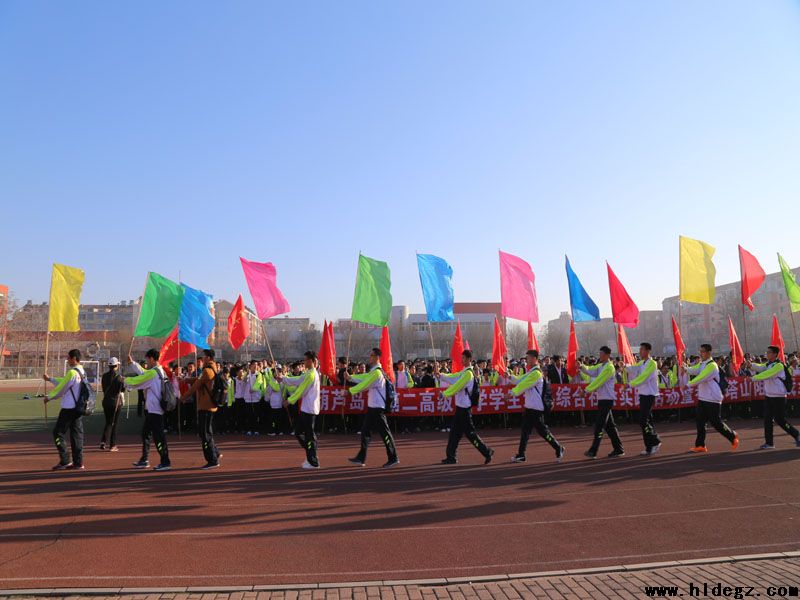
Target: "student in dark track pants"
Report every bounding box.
[580,346,624,459]
[43,349,87,470]
[686,344,738,453]
[280,351,322,469]
[346,347,399,468]
[750,346,800,449]
[508,350,564,463]
[624,342,663,456]
[124,349,172,471]
[181,349,221,468]
[100,357,125,451]
[437,350,494,465]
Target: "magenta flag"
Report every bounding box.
[240,257,291,319]
[499,250,539,323]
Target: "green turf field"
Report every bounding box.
[0,390,144,435]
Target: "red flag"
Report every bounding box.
[326,321,337,377]
[318,321,337,383]
[671,316,686,365]
[566,320,579,378]
[607,262,639,328]
[451,322,465,372]
[527,321,539,352]
[738,245,765,312]
[227,294,250,351]
[491,317,508,377]
[160,326,195,365]
[771,314,785,362]
[728,317,744,374]
[617,324,635,365]
[380,326,395,383]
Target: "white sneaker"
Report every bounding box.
[650,443,662,456]
[640,449,651,456]
[301,461,320,470]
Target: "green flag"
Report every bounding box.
[134,272,185,337]
[778,254,800,312]
[351,254,392,326]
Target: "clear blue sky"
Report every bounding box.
[3,1,800,326]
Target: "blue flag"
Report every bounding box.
[565,256,600,322]
[179,284,215,349]
[417,254,455,322]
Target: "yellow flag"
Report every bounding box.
[679,236,716,304]
[48,263,85,332]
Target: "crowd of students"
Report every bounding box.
[42,340,800,472]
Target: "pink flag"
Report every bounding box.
[240,257,291,319]
[499,250,539,323]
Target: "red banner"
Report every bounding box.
[319,377,800,416]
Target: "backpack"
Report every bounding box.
[716,366,728,395]
[70,368,96,416]
[468,377,481,407]
[377,368,396,413]
[539,371,553,412]
[780,362,794,394]
[156,367,178,413]
[210,372,230,408]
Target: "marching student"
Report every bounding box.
[180,348,222,469]
[395,359,414,389]
[580,346,625,459]
[124,349,172,471]
[264,363,286,435]
[436,349,494,465]
[346,347,400,468]
[508,350,565,463]
[43,348,87,470]
[280,351,321,469]
[243,361,264,436]
[749,346,800,449]
[625,342,663,456]
[100,357,125,452]
[686,344,739,453]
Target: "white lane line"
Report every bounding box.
[0,542,797,582]
[0,502,795,537]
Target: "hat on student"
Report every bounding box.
[108,357,120,366]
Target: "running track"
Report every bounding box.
[0,422,798,588]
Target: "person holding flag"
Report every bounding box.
[624,342,662,456]
[280,351,321,469]
[686,344,739,453]
[346,347,400,468]
[580,346,624,459]
[124,349,172,471]
[43,349,87,470]
[749,346,800,449]
[508,350,565,463]
[436,349,494,465]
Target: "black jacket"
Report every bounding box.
[547,364,568,385]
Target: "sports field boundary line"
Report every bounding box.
[1,551,798,596]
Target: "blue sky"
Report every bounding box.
[2,1,800,326]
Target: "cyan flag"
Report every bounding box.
[179,284,215,349]
[417,254,455,322]
[565,256,600,322]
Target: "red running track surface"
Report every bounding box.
[0,422,798,588]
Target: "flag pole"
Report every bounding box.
[738,251,750,355]
[427,321,436,361]
[789,307,800,354]
[129,273,150,358]
[43,266,55,428]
